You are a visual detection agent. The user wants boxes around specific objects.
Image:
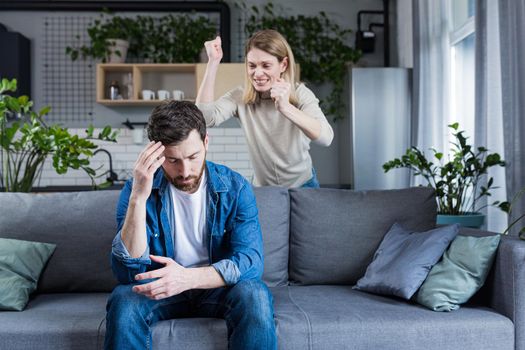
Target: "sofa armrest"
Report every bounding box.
[490,234,525,350]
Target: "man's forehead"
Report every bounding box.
[163,143,202,155]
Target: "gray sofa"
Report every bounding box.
[0,187,524,350]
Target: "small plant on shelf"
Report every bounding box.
[0,78,118,192]
[66,11,134,62]
[66,11,217,63]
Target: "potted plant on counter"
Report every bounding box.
[0,78,118,192]
[383,123,506,228]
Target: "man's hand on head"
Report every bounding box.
[132,255,194,300]
[130,141,165,203]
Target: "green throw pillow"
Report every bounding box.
[416,234,501,311]
[0,238,56,311]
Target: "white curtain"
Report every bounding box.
[411,0,450,184]
[475,0,507,232]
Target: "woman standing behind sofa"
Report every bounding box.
[196,29,334,188]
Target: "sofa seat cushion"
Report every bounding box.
[283,285,514,350]
[0,293,108,350]
[0,287,514,350]
[146,286,513,350]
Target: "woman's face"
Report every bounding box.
[246,48,288,92]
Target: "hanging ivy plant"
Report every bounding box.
[243,2,362,121]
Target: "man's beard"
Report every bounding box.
[169,160,206,193]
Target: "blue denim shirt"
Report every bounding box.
[111,161,264,286]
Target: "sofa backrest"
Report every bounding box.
[0,191,120,293]
[288,187,437,285]
[0,186,290,293]
[253,187,290,287]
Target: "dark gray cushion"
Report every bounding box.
[0,293,108,350]
[0,191,120,293]
[353,223,459,299]
[289,187,437,285]
[253,187,290,287]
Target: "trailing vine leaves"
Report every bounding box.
[242,2,362,121]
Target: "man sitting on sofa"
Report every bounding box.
[105,100,277,350]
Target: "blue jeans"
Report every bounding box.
[301,168,320,188]
[104,279,277,350]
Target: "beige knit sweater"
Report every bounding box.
[196,83,334,188]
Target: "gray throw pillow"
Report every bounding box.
[353,223,459,299]
[416,234,501,311]
[0,238,56,311]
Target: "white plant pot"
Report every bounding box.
[106,39,129,63]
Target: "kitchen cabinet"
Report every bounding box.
[96,63,245,106]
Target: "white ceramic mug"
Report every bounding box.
[157,90,170,100]
[172,90,185,101]
[142,90,155,100]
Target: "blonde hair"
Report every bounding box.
[242,29,298,105]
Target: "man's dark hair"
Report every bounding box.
[147,100,206,145]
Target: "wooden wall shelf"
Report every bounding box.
[96,63,245,106]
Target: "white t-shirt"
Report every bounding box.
[168,172,208,267]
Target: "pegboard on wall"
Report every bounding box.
[0,2,232,127]
[43,16,96,124]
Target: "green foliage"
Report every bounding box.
[383,123,506,215]
[499,187,525,239]
[0,78,118,192]
[66,11,216,63]
[242,2,362,121]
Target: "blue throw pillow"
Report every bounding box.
[353,223,459,299]
[415,234,501,311]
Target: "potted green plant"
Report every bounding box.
[66,12,216,63]
[0,78,118,192]
[242,2,362,121]
[66,12,134,63]
[383,123,506,228]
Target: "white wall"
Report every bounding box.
[37,127,253,187]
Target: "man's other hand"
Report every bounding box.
[132,255,193,299]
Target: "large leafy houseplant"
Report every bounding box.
[383,123,506,216]
[243,2,362,121]
[0,78,118,192]
[66,12,216,63]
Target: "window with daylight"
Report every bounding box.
[448,0,476,141]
